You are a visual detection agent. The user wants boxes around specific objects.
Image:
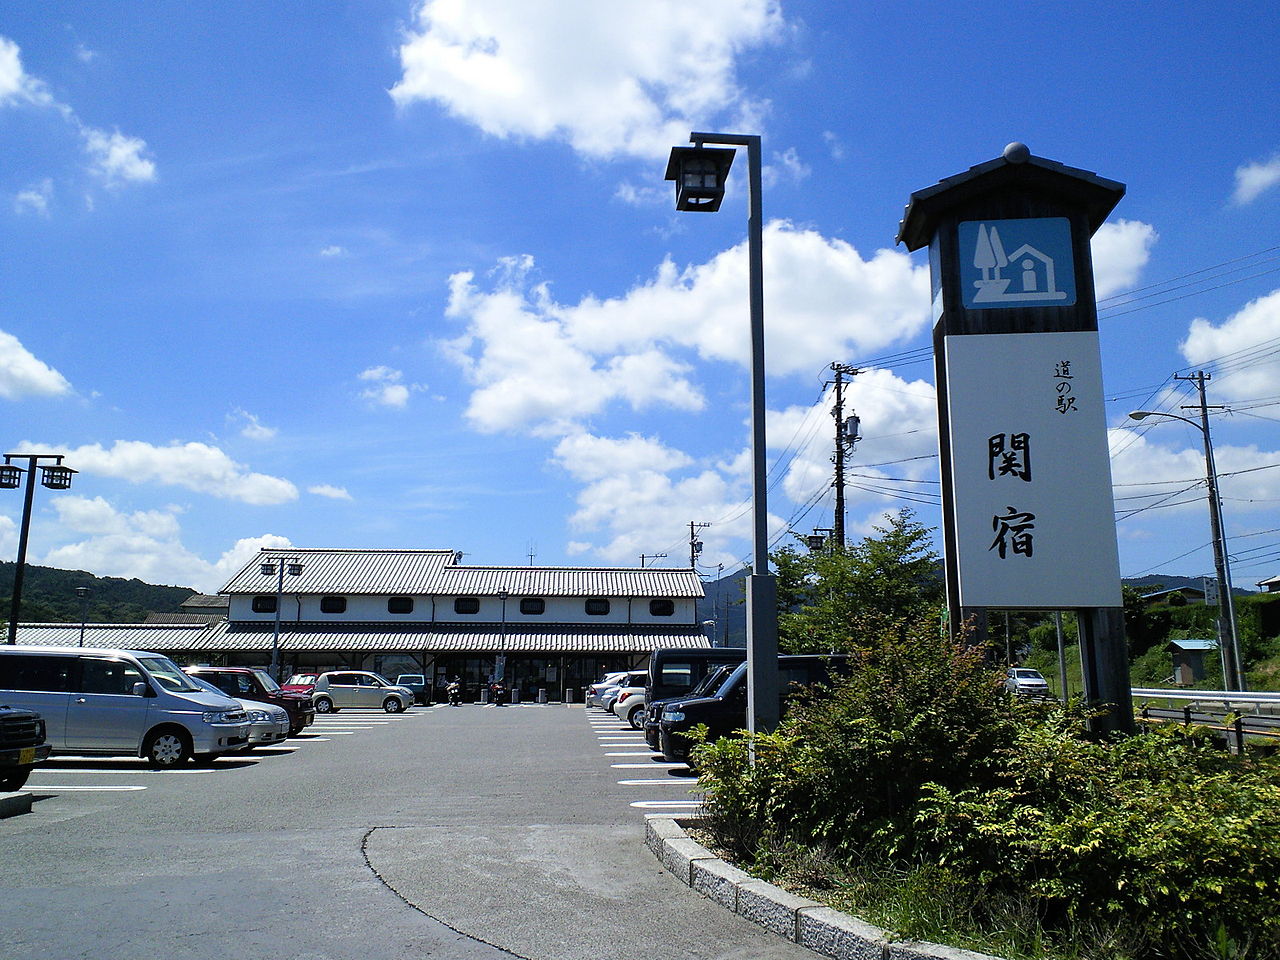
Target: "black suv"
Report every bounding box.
[657,654,850,763]
[1,704,52,791]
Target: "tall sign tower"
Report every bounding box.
[898,142,1133,733]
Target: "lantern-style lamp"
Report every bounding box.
[40,465,76,490]
[664,145,736,212]
[0,464,21,489]
[261,562,276,576]
[287,562,303,577]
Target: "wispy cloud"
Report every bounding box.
[1232,153,1280,206]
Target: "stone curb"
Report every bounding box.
[644,816,1005,960]
[0,790,33,818]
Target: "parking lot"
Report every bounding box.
[1,702,813,960]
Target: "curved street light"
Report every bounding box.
[1128,409,1244,690]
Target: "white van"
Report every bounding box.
[0,646,251,767]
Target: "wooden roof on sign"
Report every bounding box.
[896,150,1126,252]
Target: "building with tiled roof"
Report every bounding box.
[14,547,713,702]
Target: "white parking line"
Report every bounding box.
[23,784,147,792]
[630,800,702,808]
[604,751,659,756]
[29,768,214,775]
[611,762,686,769]
[617,778,698,785]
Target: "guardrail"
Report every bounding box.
[1131,688,1280,753]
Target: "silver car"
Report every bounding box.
[1005,667,1051,697]
[188,676,290,748]
[312,671,415,713]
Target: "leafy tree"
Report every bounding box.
[776,508,943,652]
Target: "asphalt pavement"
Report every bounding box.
[0,703,814,960]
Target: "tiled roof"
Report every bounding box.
[12,620,710,655]
[219,548,703,598]
[13,623,211,650]
[206,621,709,653]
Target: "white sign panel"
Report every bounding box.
[945,331,1121,608]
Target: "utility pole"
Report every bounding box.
[639,553,667,568]
[829,363,861,548]
[1175,371,1245,690]
[688,521,709,569]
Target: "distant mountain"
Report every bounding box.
[1,562,196,624]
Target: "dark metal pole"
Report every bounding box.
[7,459,38,645]
[271,559,285,681]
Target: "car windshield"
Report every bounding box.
[713,662,748,699]
[1015,669,1044,680]
[370,673,392,686]
[286,674,316,685]
[399,675,424,684]
[137,655,204,693]
[690,665,732,697]
[252,669,281,692]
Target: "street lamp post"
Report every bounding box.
[496,589,509,682]
[1128,409,1244,689]
[666,132,779,733]
[75,585,92,647]
[261,555,303,682]
[3,453,77,645]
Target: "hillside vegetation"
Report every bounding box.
[1,562,195,624]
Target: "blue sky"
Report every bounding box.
[2,1,1279,595]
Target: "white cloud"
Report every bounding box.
[765,146,810,186]
[551,429,756,566]
[1091,219,1157,299]
[41,440,298,505]
[309,484,352,500]
[320,245,347,257]
[822,130,845,161]
[232,408,277,441]
[14,178,52,216]
[1232,153,1280,206]
[82,127,156,187]
[0,35,54,109]
[358,365,419,408]
[0,34,155,192]
[390,0,785,159]
[1180,288,1280,400]
[41,497,293,593]
[442,222,929,434]
[1109,428,1280,524]
[768,367,939,511]
[0,328,73,399]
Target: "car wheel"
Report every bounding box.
[383,697,403,714]
[144,728,192,768]
[1,767,32,791]
[626,706,644,730]
[314,696,334,714]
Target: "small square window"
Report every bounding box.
[320,596,347,614]
[387,596,414,614]
[252,595,277,613]
[649,598,675,617]
[454,597,480,615]
[585,598,610,616]
[519,597,545,615]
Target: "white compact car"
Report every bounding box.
[311,670,415,713]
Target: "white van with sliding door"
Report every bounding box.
[0,646,251,767]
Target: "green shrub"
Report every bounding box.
[695,616,1280,959]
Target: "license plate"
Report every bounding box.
[18,747,35,764]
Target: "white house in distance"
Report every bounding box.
[17,548,709,701]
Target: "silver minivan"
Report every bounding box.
[0,646,251,767]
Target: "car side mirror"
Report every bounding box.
[132,681,151,697]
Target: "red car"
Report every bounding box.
[281,673,318,696]
[184,667,316,736]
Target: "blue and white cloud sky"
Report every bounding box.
[2,1,1279,594]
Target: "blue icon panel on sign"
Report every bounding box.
[958,217,1076,310]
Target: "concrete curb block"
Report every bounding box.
[646,816,1006,960]
[0,790,33,818]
